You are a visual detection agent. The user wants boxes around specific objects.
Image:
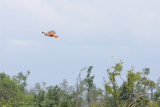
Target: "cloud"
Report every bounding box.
[44,0,160,42]
[1,0,160,89]
[8,39,41,47]
[1,0,160,43]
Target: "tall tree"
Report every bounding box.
[45,85,60,106]
[60,79,68,101]
[84,66,95,106]
[75,68,86,107]
[105,61,123,107]
[13,71,30,93]
[0,72,20,100]
[32,82,46,107]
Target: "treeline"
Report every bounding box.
[0,61,160,107]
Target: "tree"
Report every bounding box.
[60,79,69,101]
[32,82,46,107]
[84,66,95,106]
[74,67,87,107]
[105,61,123,107]
[124,68,156,107]
[59,79,75,106]
[46,85,60,105]
[13,71,30,93]
[104,62,157,107]
[0,72,21,100]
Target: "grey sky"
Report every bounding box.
[0,0,160,88]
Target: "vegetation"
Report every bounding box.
[0,61,160,107]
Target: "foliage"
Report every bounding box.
[13,71,30,93]
[105,61,123,107]
[84,66,95,105]
[0,61,159,107]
